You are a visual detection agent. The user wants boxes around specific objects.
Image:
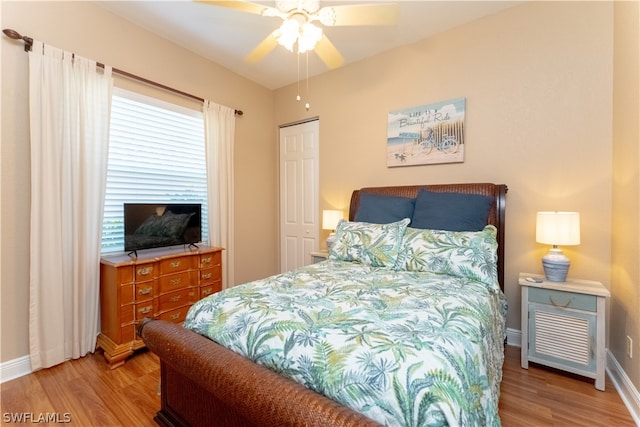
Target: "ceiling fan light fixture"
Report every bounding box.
[276,17,322,53]
[298,22,322,53]
[276,19,300,51]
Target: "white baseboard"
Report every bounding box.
[607,350,640,426]
[506,327,522,347]
[0,355,32,384]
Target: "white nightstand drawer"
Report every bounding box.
[529,287,596,312]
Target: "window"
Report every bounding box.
[101,89,208,253]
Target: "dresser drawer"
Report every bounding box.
[200,251,221,268]
[159,271,193,294]
[135,263,156,282]
[200,266,221,285]
[135,281,156,301]
[529,287,596,312]
[158,288,198,313]
[159,256,193,275]
[134,301,156,320]
[200,282,222,298]
[158,306,189,323]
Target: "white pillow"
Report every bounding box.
[328,218,410,268]
[396,225,499,287]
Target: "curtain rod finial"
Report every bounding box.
[2,28,21,39]
[3,28,33,51]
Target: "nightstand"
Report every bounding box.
[310,250,329,264]
[520,272,610,390]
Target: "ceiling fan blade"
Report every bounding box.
[314,35,344,69]
[194,0,272,16]
[321,3,399,26]
[245,33,279,63]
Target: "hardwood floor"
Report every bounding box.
[0,345,635,426]
[499,345,635,426]
[1,349,160,426]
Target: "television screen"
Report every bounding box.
[124,203,202,252]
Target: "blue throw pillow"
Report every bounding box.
[354,193,415,224]
[411,190,493,231]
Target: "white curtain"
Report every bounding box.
[28,41,113,370]
[203,101,235,288]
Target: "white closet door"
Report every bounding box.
[279,119,319,272]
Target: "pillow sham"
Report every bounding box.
[329,218,410,268]
[411,190,493,231]
[354,193,415,224]
[396,225,498,287]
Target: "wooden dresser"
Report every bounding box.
[97,245,223,368]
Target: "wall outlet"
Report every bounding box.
[627,336,633,359]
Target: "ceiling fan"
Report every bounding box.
[196,0,399,69]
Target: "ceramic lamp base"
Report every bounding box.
[542,248,570,282]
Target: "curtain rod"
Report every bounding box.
[2,28,244,116]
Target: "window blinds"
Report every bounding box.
[101,89,208,253]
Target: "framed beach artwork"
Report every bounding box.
[387,98,466,167]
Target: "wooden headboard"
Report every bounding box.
[348,183,508,290]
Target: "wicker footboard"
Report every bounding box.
[138,319,381,427]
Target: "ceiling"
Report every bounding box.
[96,1,520,90]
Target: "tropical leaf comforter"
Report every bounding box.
[184,258,507,426]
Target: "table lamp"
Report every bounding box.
[536,211,580,282]
[322,209,343,251]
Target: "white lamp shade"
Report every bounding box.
[536,211,580,246]
[322,210,343,231]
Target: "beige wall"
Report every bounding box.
[612,0,640,394]
[276,0,614,331]
[1,1,278,362]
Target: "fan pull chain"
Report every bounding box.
[305,51,310,111]
[296,52,301,103]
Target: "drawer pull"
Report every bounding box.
[170,295,182,302]
[549,296,571,308]
[170,261,181,269]
[202,289,213,296]
[139,306,152,315]
[138,267,152,276]
[169,278,182,286]
[138,287,152,295]
[171,312,181,321]
[202,256,212,264]
[202,273,212,280]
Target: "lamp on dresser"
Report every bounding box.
[322,209,343,251]
[536,211,580,282]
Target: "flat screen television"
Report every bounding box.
[124,203,202,254]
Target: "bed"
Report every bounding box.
[138,182,508,427]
